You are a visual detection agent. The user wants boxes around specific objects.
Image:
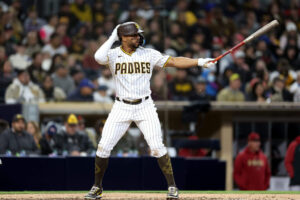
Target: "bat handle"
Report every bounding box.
[203,59,217,68]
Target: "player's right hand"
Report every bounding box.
[111,24,120,42]
[198,58,217,68]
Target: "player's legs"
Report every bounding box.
[93,122,131,190]
[135,102,176,188]
[86,102,132,200]
[96,101,133,157]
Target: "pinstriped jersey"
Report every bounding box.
[106,46,170,99]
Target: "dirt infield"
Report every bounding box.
[0,193,299,200]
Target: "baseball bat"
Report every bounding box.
[203,20,279,68]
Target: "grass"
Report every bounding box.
[1,191,300,195]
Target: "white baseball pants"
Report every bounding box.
[96,97,167,158]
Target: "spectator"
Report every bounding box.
[26,121,42,149]
[234,132,271,190]
[1,23,17,56]
[51,64,75,95]
[23,7,46,33]
[201,70,219,100]
[41,75,66,102]
[39,15,58,43]
[270,59,295,87]
[0,114,38,155]
[0,46,7,64]
[92,0,106,24]
[217,73,245,102]
[189,77,210,101]
[70,67,85,87]
[209,7,236,38]
[0,60,15,102]
[0,119,9,134]
[230,50,251,88]
[77,115,97,148]
[58,2,78,30]
[5,69,45,104]
[247,81,267,102]
[24,31,41,56]
[280,21,300,50]
[220,66,234,88]
[150,70,166,101]
[54,114,94,156]
[93,85,113,103]
[27,52,47,85]
[42,33,67,57]
[0,0,300,106]
[169,0,197,27]
[285,135,300,191]
[67,78,94,102]
[39,124,58,155]
[8,42,32,70]
[290,72,300,102]
[255,39,275,68]
[82,40,101,74]
[97,67,115,97]
[70,0,92,24]
[190,11,212,49]
[136,1,154,21]
[49,53,64,74]
[284,45,300,70]
[269,77,293,102]
[5,6,23,41]
[55,22,72,48]
[169,68,194,101]
[69,29,86,55]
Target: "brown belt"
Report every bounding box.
[116,96,149,105]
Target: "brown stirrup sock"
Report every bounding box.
[157,154,176,187]
[94,156,109,188]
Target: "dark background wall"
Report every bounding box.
[0,156,225,191]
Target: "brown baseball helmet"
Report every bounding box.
[117,22,145,45]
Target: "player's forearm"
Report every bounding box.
[166,57,198,68]
[94,37,115,65]
[94,25,119,65]
[166,57,215,68]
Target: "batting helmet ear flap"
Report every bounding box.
[117,27,122,42]
[139,33,145,46]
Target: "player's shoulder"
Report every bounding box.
[107,46,121,58]
[137,46,161,54]
[109,46,120,54]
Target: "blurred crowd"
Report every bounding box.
[0,113,149,157]
[0,0,300,104]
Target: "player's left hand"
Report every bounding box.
[198,58,217,68]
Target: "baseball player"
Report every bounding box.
[85,22,216,200]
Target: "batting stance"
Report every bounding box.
[85,22,215,200]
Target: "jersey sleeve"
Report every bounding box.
[150,49,171,68]
[106,49,115,66]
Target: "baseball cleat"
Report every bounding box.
[167,186,179,199]
[84,186,103,200]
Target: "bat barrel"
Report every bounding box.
[205,20,279,68]
[244,20,279,43]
